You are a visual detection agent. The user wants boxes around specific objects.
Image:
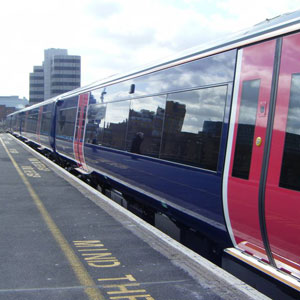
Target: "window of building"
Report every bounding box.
[52,74,80,79]
[160,86,228,170]
[53,66,80,71]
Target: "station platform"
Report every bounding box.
[0,133,269,300]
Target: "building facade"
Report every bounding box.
[0,96,29,121]
[29,48,81,105]
[29,66,44,103]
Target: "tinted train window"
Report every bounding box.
[127,96,166,157]
[56,97,78,140]
[89,50,236,103]
[133,50,236,97]
[41,105,52,136]
[232,80,260,179]
[102,101,130,150]
[160,86,227,170]
[85,103,107,145]
[280,74,300,191]
[27,109,39,133]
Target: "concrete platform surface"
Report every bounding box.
[0,133,269,300]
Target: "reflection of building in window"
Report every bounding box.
[56,108,77,139]
[161,86,226,171]
[161,120,223,170]
[85,104,106,144]
[280,131,300,191]
[103,120,128,150]
[127,105,165,157]
[231,123,255,179]
[164,101,186,133]
[58,111,66,131]
[130,132,144,154]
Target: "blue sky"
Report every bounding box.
[1,0,300,99]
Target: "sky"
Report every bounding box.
[1,0,300,100]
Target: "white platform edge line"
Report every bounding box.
[10,134,269,300]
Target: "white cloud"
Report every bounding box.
[0,0,300,99]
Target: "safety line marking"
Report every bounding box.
[0,137,105,300]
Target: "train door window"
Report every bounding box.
[126,96,166,157]
[279,74,300,191]
[85,103,107,145]
[160,85,227,170]
[232,79,260,179]
[102,100,130,150]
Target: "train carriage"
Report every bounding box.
[7,10,300,293]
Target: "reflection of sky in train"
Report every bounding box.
[238,80,260,126]
[104,101,130,126]
[168,86,227,133]
[88,104,106,124]
[287,74,300,135]
[130,95,166,114]
[89,50,236,104]
[135,50,235,97]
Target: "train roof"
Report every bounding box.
[8,97,57,116]
[8,9,300,117]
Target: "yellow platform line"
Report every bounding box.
[0,136,105,300]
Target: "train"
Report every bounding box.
[7,10,300,294]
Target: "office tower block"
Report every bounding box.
[29,66,44,104]
[29,48,81,104]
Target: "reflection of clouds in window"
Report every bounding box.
[168,86,227,133]
[238,80,260,125]
[91,89,104,103]
[91,82,132,103]
[139,51,234,97]
[89,51,235,104]
[286,75,300,135]
[88,104,106,123]
[131,96,165,112]
[98,50,236,100]
[128,96,166,156]
[105,101,130,125]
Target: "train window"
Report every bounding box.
[126,96,166,157]
[102,100,130,150]
[88,50,236,103]
[133,50,236,97]
[85,103,107,145]
[232,79,260,179]
[160,86,227,170]
[41,106,52,136]
[27,109,39,133]
[280,74,300,191]
[56,96,78,140]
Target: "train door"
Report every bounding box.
[73,93,89,172]
[265,33,300,278]
[225,38,277,261]
[224,33,300,283]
